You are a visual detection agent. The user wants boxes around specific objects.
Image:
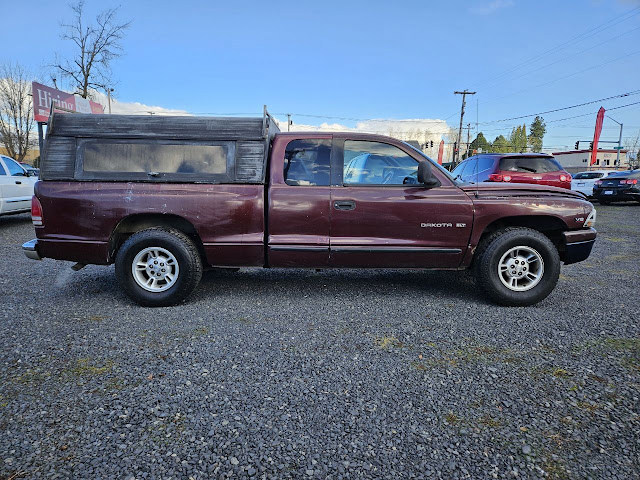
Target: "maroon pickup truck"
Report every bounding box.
[23,111,597,307]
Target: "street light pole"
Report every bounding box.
[107,88,114,114]
[606,115,623,167]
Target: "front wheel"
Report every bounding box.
[474,227,560,306]
[115,228,203,307]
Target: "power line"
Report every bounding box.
[478,25,640,101]
[479,49,640,106]
[479,90,640,124]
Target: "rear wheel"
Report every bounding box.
[474,227,560,306]
[115,228,202,307]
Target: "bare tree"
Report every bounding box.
[0,63,35,162]
[624,130,640,168]
[53,1,130,99]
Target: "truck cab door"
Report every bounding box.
[267,136,332,267]
[329,138,474,268]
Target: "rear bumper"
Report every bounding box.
[593,187,640,202]
[562,228,596,265]
[22,239,42,261]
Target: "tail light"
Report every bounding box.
[559,174,572,182]
[594,180,602,186]
[623,179,638,185]
[489,174,511,182]
[31,196,43,226]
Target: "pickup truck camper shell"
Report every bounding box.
[40,108,279,183]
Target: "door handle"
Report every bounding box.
[333,200,356,211]
[15,180,22,184]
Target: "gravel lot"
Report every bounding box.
[1,204,639,479]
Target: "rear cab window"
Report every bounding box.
[499,156,562,173]
[283,139,331,186]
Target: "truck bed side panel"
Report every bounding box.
[34,181,264,266]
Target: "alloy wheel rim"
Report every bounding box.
[132,247,180,292]
[498,246,544,292]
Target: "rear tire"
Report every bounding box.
[474,227,560,306]
[115,228,202,307]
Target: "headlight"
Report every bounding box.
[584,208,596,228]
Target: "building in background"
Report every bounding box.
[552,149,629,173]
[0,147,39,164]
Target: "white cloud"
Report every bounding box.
[274,117,455,143]
[89,89,190,116]
[274,117,458,160]
[469,0,515,15]
[81,90,457,153]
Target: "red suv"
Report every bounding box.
[451,153,572,189]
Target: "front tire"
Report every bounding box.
[115,228,202,307]
[474,227,560,306]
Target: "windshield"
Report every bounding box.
[402,142,456,182]
[573,172,603,180]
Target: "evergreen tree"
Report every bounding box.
[469,132,490,154]
[528,116,546,152]
[491,135,509,153]
[509,125,528,153]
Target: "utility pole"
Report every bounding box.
[466,123,472,158]
[453,90,476,166]
[287,114,292,132]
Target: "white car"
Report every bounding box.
[0,155,38,216]
[571,170,617,198]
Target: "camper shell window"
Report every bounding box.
[76,139,236,182]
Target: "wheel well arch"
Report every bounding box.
[108,214,207,263]
[475,215,567,252]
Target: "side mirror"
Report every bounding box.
[417,161,440,188]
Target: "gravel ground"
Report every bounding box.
[1,204,639,480]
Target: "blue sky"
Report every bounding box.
[2,0,639,150]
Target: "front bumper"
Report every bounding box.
[562,228,596,265]
[22,239,42,261]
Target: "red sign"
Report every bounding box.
[590,107,605,166]
[437,140,444,165]
[32,82,104,123]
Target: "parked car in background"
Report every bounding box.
[20,162,40,177]
[571,170,617,198]
[0,155,38,215]
[592,170,640,204]
[452,153,572,189]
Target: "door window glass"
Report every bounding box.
[0,160,6,176]
[3,157,25,176]
[283,139,331,186]
[343,141,418,185]
[476,156,495,182]
[451,160,468,180]
[461,159,478,182]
